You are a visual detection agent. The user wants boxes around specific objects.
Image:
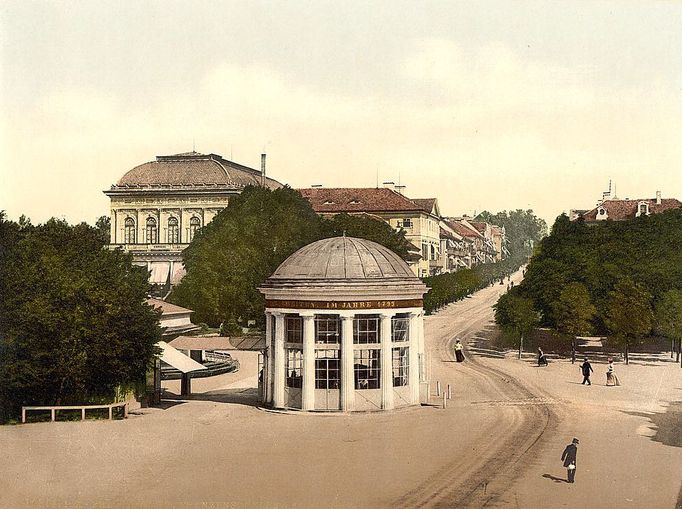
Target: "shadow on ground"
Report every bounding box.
[164,388,261,407]
[623,401,682,448]
[542,473,568,483]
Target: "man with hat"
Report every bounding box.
[561,438,579,483]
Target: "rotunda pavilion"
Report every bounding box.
[258,236,429,412]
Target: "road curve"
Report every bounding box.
[395,272,559,508]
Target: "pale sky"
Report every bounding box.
[2,1,681,227]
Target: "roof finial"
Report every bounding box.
[192,138,196,153]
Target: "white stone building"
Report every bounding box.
[104,151,282,284]
[258,236,429,412]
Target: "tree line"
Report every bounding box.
[495,211,682,364]
[0,213,161,421]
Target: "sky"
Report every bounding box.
[1,1,682,227]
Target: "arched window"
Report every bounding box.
[189,216,201,241]
[167,216,179,244]
[124,217,136,244]
[146,217,158,244]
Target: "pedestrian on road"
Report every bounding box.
[537,347,548,366]
[580,357,593,385]
[606,358,620,386]
[561,438,579,483]
[454,339,465,362]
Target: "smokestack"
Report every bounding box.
[656,190,661,204]
[260,154,266,186]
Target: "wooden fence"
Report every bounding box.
[21,402,128,423]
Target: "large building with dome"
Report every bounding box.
[104,151,282,284]
[258,236,429,412]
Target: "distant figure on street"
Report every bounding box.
[454,339,465,362]
[561,438,579,483]
[537,347,548,366]
[580,358,593,385]
[606,358,620,386]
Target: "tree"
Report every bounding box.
[0,216,161,421]
[494,289,541,359]
[95,215,111,244]
[475,208,548,261]
[655,289,682,367]
[604,278,653,364]
[552,282,596,363]
[170,186,413,328]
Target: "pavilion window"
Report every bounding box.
[124,217,136,244]
[285,349,303,388]
[354,349,380,389]
[285,315,303,344]
[146,217,158,244]
[189,216,201,241]
[167,217,179,244]
[392,347,409,387]
[391,314,410,342]
[353,315,380,344]
[315,315,340,344]
[315,350,340,389]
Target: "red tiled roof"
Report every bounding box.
[443,219,482,239]
[413,198,437,214]
[580,198,682,221]
[469,221,488,234]
[298,188,426,214]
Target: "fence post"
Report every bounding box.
[108,406,113,420]
[436,381,441,397]
[447,384,452,400]
[442,391,447,409]
[81,408,86,420]
[21,408,26,424]
[51,409,55,422]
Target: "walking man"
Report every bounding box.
[561,438,579,483]
[580,357,593,385]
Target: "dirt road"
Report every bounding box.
[2,270,680,508]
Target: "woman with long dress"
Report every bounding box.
[606,358,620,386]
[454,339,465,362]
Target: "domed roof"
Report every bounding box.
[112,152,282,190]
[270,237,415,280]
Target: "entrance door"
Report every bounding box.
[314,349,340,410]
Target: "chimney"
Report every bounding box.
[656,190,661,204]
[260,154,266,186]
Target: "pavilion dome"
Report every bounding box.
[261,237,427,302]
[271,236,415,280]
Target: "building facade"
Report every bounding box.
[575,191,682,223]
[104,151,282,284]
[298,187,441,277]
[258,236,429,412]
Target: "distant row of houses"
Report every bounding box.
[300,185,507,277]
[104,151,508,283]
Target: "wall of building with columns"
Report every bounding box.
[260,307,425,412]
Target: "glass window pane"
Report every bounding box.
[354,349,381,389]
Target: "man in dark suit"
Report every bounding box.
[580,358,593,385]
[561,438,579,483]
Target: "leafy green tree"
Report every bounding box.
[170,186,413,328]
[494,289,541,358]
[552,282,596,363]
[604,278,654,364]
[0,216,161,420]
[95,215,111,243]
[655,289,682,367]
[475,208,548,261]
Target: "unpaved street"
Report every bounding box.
[1,273,680,508]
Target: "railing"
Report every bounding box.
[21,402,128,423]
[204,350,233,362]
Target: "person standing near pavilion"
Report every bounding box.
[454,339,465,362]
[580,357,593,385]
[606,358,620,386]
[561,438,579,483]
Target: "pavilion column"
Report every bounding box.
[340,314,355,412]
[273,313,285,409]
[417,311,426,383]
[301,314,316,411]
[408,311,420,404]
[380,312,394,410]
[263,312,272,404]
